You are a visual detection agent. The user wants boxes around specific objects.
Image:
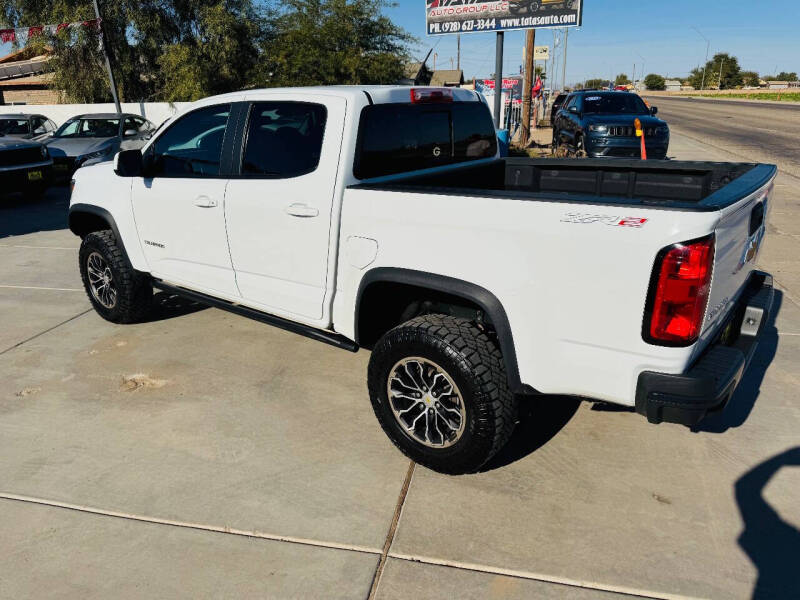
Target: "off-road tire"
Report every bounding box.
[79,230,152,324]
[368,314,517,474]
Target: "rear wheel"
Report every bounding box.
[368,314,517,474]
[574,135,587,158]
[79,230,152,324]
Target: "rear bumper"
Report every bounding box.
[635,271,773,426]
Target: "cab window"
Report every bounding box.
[149,104,231,178]
[240,102,327,179]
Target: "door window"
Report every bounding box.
[31,117,47,134]
[149,104,231,178]
[241,102,327,179]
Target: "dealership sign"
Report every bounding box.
[475,78,523,102]
[426,1,583,36]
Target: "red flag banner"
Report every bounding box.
[0,18,100,45]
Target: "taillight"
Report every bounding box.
[410,88,454,104]
[644,235,715,346]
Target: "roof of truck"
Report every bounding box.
[197,85,483,106]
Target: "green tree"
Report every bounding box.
[740,71,760,87]
[258,0,412,88]
[1,0,271,102]
[614,73,630,86]
[157,1,268,101]
[643,73,666,91]
[687,52,742,90]
[775,71,798,81]
[584,78,607,89]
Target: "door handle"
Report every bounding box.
[285,203,319,218]
[194,195,218,208]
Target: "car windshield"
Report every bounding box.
[54,118,120,138]
[0,118,29,135]
[582,93,649,115]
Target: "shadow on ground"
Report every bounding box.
[698,290,783,434]
[145,291,208,323]
[0,188,70,239]
[481,395,581,471]
[736,446,800,599]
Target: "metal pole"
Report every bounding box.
[92,0,121,113]
[493,32,504,128]
[561,28,569,91]
[692,27,710,91]
[701,41,709,90]
[521,28,535,145]
[457,34,461,71]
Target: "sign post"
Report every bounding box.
[493,32,504,128]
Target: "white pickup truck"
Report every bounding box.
[69,86,776,474]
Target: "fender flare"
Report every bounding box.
[68,203,129,259]
[355,267,533,394]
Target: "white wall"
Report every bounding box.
[1,101,191,127]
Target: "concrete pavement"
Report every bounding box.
[1,131,799,599]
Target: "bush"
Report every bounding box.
[644,74,666,91]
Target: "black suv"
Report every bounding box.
[553,91,669,159]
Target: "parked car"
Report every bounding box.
[549,92,568,124]
[69,86,774,474]
[553,90,669,158]
[0,114,58,141]
[44,113,155,180]
[0,137,52,200]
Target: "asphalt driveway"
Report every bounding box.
[1,132,798,599]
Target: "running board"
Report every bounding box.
[152,281,359,353]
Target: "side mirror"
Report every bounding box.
[123,129,138,138]
[569,105,578,113]
[115,149,143,177]
[650,106,658,115]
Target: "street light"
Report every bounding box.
[636,51,645,89]
[691,26,710,91]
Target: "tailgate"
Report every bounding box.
[698,176,776,349]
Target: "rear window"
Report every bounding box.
[582,93,649,115]
[354,102,497,180]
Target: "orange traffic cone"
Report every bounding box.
[635,118,647,160]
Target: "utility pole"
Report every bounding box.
[493,32,505,128]
[561,28,569,91]
[521,29,536,146]
[718,57,726,90]
[691,27,710,91]
[457,34,461,71]
[92,0,121,113]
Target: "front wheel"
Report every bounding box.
[368,315,517,474]
[79,230,153,324]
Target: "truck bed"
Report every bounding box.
[351,158,777,212]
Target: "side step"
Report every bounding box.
[152,281,359,353]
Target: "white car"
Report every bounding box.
[68,86,776,474]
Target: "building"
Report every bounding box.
[765,80,799,90]
[0,47,60,105]
[664,79,682,92]
[429,70,464,87]
[399,62,432,86]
